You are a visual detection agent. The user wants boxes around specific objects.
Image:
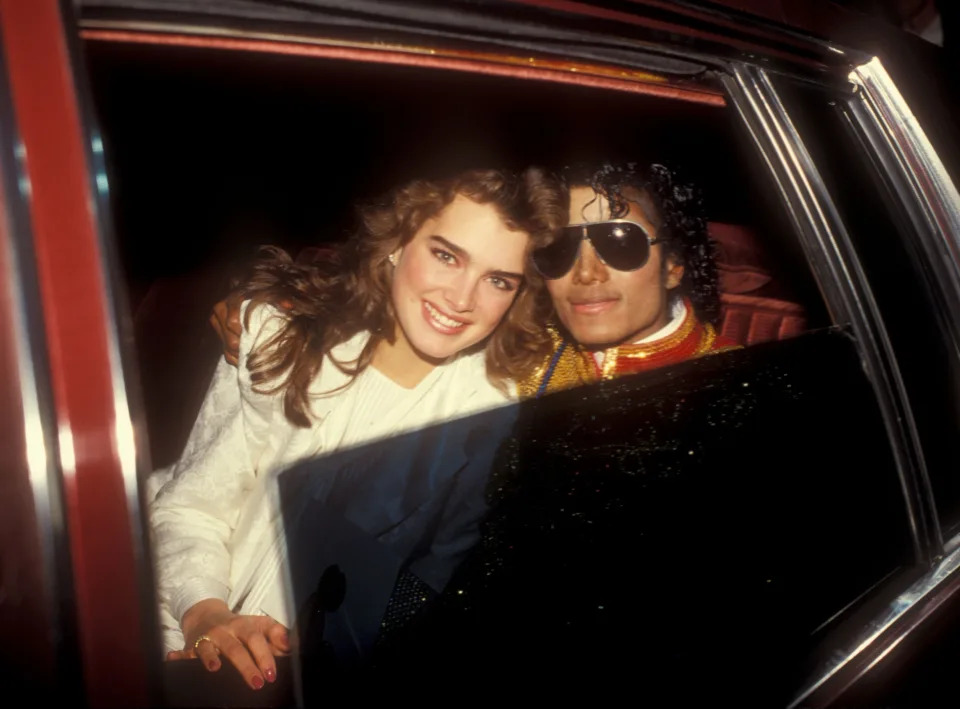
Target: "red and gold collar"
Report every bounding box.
[519,299,738,398]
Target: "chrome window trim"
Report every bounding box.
[722,62,940,564]
[789,538,960,708]
[782,56,960,708]
[850,58,960,257]
[722,61,958,707]
[843,57,960,417]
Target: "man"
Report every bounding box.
[211,162,737,389]
[517,162,736,397]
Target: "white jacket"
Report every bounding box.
[150,302,515,652]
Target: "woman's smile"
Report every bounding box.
[422,300,470,334]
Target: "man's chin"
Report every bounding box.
[567,329,629,351]
[581,340,625,351]
[554,316,631,350]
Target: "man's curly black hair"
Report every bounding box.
[560,161,721,324]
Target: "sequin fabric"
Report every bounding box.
[370,330,913,702]
[376,570,435,646]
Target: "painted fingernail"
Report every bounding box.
[252,676,264,690]
[207,660,220,671]
[264,668,276,683]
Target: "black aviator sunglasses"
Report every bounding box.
[531,219,665,280]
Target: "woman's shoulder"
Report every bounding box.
[446,350,517,408]
[239,300,311,362]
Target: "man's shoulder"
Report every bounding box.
[515,328,584,399]
[698,321,741,355]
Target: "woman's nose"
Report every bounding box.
[572,240,609,285]
[444,276,478,312]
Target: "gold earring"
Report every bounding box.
[388,252,397,266]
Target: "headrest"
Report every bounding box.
[708,222,774,296]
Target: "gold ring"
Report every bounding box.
[193,634,215,651]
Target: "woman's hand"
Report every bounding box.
[169,598,290,690]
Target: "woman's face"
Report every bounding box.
[390,194,528,362]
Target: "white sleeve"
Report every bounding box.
[150,302,288,624]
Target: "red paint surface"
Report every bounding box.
[0,2,150,706]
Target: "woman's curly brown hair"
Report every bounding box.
[241,168,565,427]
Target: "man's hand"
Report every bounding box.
[210,291,244,366]
[168,599,290,691]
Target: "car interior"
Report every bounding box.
[83,38,831,470]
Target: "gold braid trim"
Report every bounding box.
[599,306,698,379]
[692,321,717,357]
[516,326,570,399]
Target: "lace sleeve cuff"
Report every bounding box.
[171,578,231,624]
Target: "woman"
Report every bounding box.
[151,167,564,690]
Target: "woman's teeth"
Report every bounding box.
[425,301,465,328]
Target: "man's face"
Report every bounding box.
[545,186,683,349]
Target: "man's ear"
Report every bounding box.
[665,256,684,289]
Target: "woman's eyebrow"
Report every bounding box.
[430,235,469,260]
[490,269,524,282]
[430,235,523,281]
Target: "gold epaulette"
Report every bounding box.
[516,327,597,399]
[516,327,565,399]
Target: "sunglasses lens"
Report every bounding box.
[532,229,581,279]
[590,222,651,271]
[532,222,654,277]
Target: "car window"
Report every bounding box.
[85,40,832,468]
[367,328,913,705]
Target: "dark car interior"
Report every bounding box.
[84,39,831,470]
